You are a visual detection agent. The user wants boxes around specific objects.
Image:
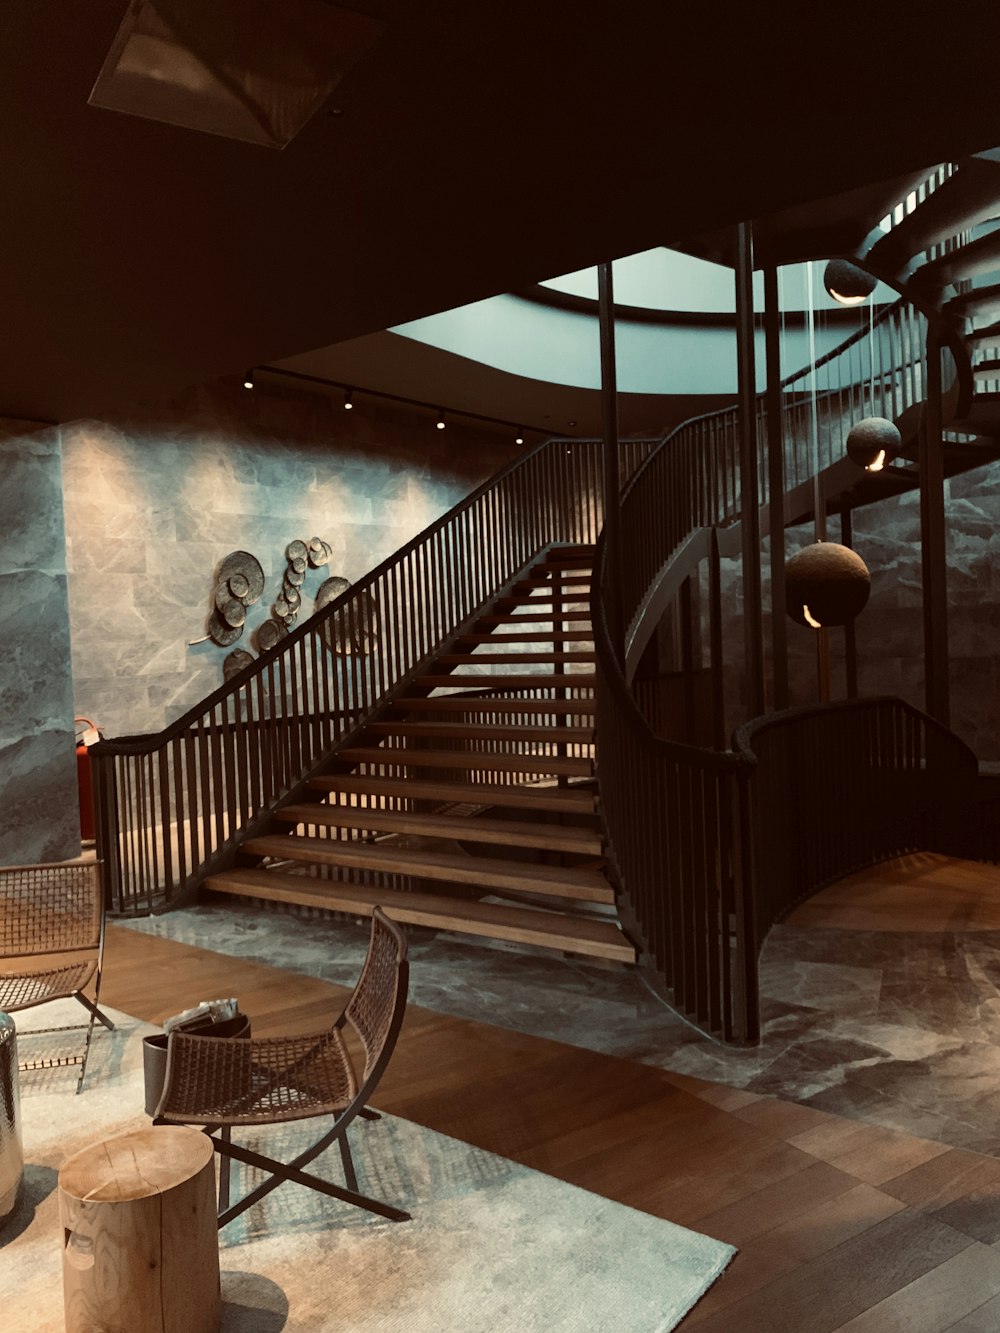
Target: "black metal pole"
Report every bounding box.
[736,223,766,718]
[763,266,788,711]
[709,527,726,749]
[920,331,950,727]
[840,502,858,699]
[598,261,623,661]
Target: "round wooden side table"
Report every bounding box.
[58,1124,220,1333]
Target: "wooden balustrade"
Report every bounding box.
[92,437,661,915]
[591,292,974,1043]
[734,698,998,936]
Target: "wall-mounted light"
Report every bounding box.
[784,541,871,628]
[845,416,901,472]
[823,259,877,306]
[243,370,254,390]
[435,411,446,430]
[343,389,354,410]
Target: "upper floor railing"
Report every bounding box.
[619,295,939,647]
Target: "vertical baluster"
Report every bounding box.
[156,744,172,902]
[170,733,186,898]
[183,727,199,875]
[144,751,158,908]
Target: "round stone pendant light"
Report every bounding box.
[845,416,902,473]
[823,259,877,306]
[785,541,871,628]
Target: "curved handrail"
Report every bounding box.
[591,275,968,1041]
[733,696,990,943]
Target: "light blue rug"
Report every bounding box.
[0,1005,734,1332]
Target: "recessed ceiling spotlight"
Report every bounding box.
[243,370,254,390]
[515,433,525,445]
[435,411,446,430]
[344,389,353,410]
[567,419,577,427]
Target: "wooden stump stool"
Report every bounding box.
[58,1125,220,1333]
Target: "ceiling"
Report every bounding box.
[7,1,1000,424]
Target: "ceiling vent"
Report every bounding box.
[88,0,385,148]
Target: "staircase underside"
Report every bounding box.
[204,546,636,966]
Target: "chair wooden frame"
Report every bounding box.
[0,859,115,1094]
[153,906,411,1229]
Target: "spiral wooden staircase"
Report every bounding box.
[91,153,1000,1042]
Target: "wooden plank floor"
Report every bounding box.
[99,923,1000,1330]
[787,851,1000,933]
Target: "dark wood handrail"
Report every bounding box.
[590,280,973,1044]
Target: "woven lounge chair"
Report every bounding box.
[0,859,115,1094]
[153,906,411,1228]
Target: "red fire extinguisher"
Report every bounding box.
[74,717,103,843]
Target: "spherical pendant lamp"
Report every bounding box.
[845,416,902,473]
[823,259,877,306]
[785,541,871,628]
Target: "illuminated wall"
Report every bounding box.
[61,377,519,739]
[0,420,79,862]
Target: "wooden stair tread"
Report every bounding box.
[275,803,602,853]
[309,773,596,813]
[966,321,1000,345]
[436,651,594,665]
[416,673,596,689]
[365,721,594,743]
[461,631,594,643]
[241,835,613,902]
[495,589,589,600]
[478,612,592,625]
[338,746,593,776]
[389,696,596,716]
[205,870,633,962]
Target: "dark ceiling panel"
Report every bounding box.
[4,2,1000,421]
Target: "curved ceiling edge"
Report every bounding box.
[515,282,885,328]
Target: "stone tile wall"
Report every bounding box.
[711,467,1000,760]
[61,377,520,739]
[0,420,80,863]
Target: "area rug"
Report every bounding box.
[0,1003,734,1332]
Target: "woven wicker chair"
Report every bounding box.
[0,860,115,1094]
[153,906,411,1229]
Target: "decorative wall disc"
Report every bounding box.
[286,539,308,562]
[255,619,286,653]
[208,610,244,646]
[219,598,246,628]
[282,586,301,611]
[274,597,291,620]
[308,538,332,567]
[217,551,265,605]
[223,648,255,681]
[228,572,250,599]
[315,576,351,611]
[285,565,305,586]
